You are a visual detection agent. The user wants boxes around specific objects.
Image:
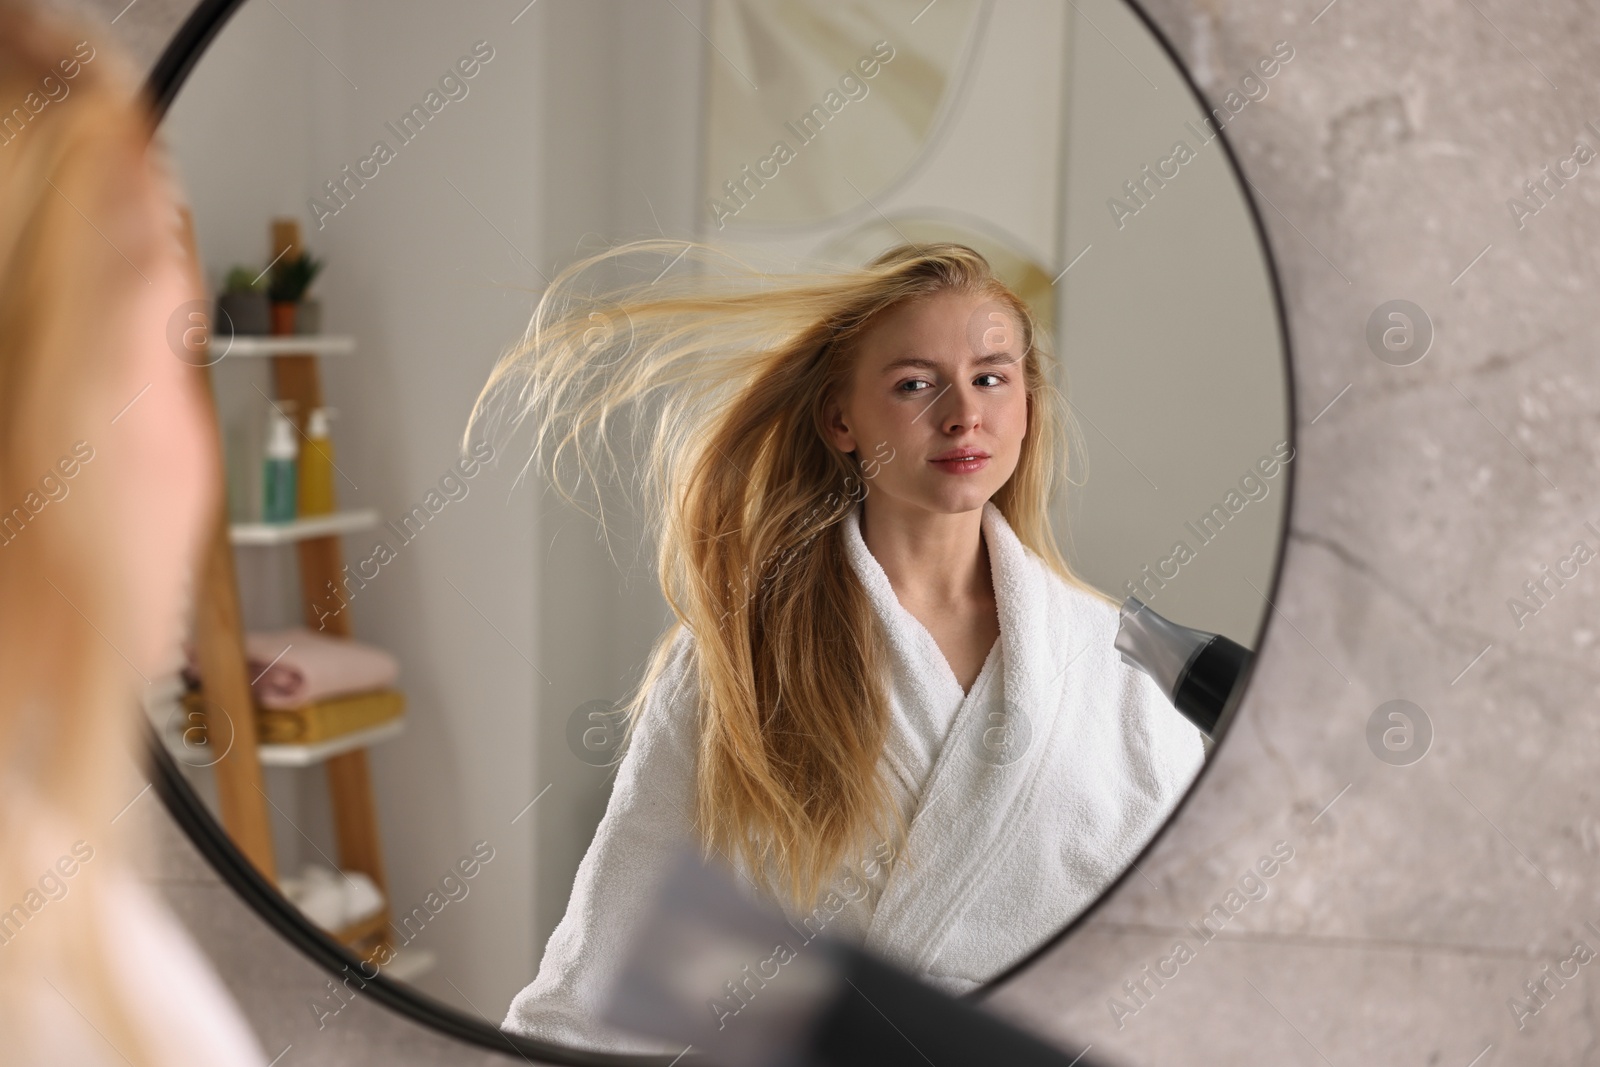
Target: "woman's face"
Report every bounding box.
[92,172,220,680]
[825,288,1029,519]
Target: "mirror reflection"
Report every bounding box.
[151,0,1289,1055]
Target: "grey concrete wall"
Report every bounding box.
[62,0,1600,1063]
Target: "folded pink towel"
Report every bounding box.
[183,628,399,710]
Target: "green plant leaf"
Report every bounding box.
[267,252,326,302]
[223,265,267,293]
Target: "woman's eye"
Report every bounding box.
[898,373,1004,393]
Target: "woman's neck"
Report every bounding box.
[859,497,992,608]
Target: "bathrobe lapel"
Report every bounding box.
[841,500,1069,971]
[841,500,991,806]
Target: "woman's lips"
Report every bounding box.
[930,455,990,474]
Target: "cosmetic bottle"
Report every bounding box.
[298,406,337,515]
[262,406,299,523]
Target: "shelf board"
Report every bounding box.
[331,908,390,946]
[231,508,379,546]
[212,335,356,358]
[258,718,405,768]
[382,947,437,982]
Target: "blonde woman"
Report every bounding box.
[0,3,267,1064]
[471,238,1206,1052]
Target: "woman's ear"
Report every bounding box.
[821,393,857,454]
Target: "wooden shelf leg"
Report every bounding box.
[326,748,391,954]
[193,491,279,882]
[325,749,387,894]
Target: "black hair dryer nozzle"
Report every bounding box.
[1114,596,1252,740]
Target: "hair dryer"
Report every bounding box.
[1114,595,1253,739]
[603,846,1105,1067]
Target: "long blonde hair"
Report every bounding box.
[467,237,1108,909]
[0,3,193,1064]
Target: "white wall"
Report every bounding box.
[1057,0,1288,644]
[523,0,706,958]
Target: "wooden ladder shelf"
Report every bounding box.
[182,210,394,963]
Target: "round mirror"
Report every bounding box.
[145,0,1292,1059]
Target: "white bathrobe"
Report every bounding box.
[502,499,1207,1053]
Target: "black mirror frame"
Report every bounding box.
[140,0,1295,1061]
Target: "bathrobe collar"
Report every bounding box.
[841,497,1073,967]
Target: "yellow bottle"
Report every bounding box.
[298,406,337,515]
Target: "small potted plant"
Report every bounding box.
[216,266,270,337]
[267,251,325,336]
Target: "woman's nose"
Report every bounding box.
[941,385,983,433]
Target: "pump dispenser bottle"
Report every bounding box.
[299,406,337,515]
[262,405,299,523]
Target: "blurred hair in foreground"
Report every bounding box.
[0,2,252,1064]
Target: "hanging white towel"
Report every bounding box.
[502,499,1207,1050]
